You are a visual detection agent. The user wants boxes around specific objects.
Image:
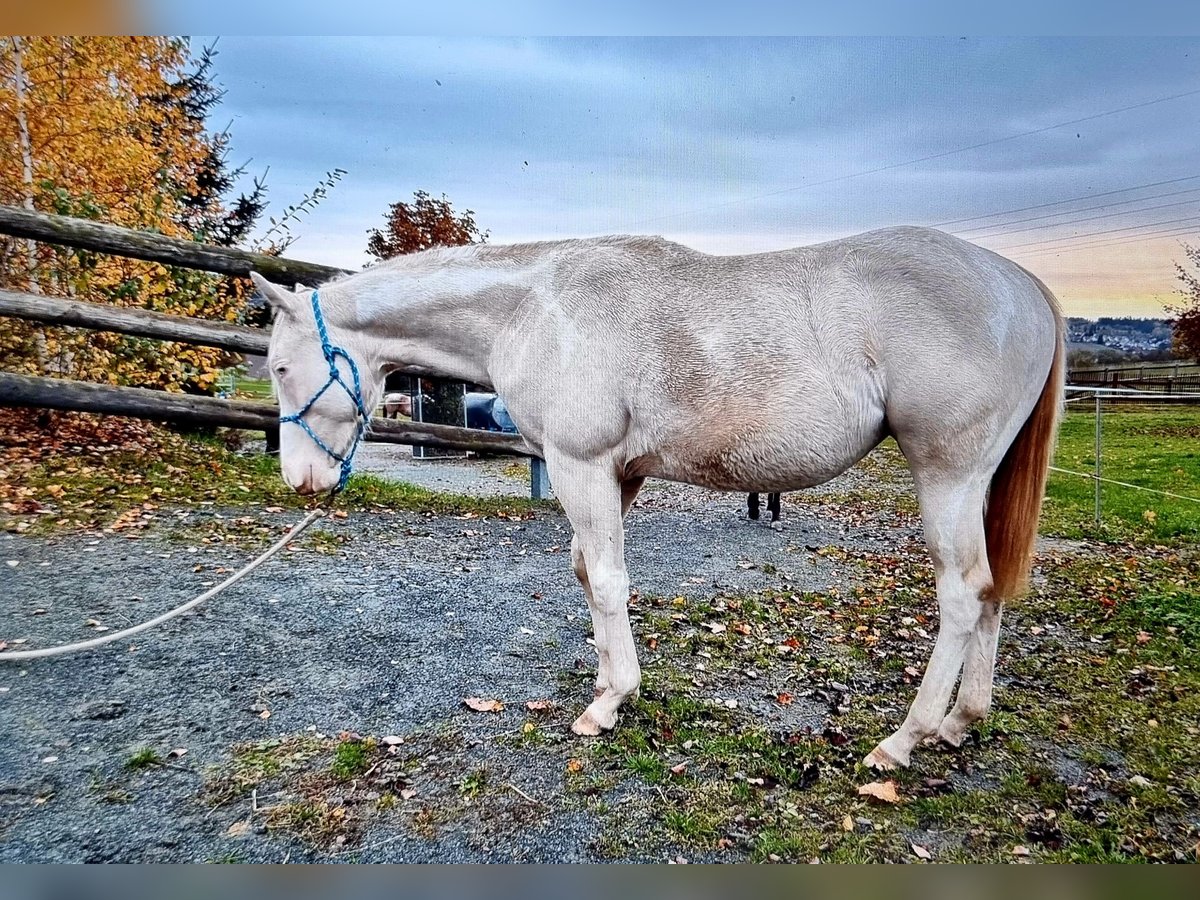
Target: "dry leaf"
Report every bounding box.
[226,820,251,837]
[857,780,900,804]
[1011,845,1031,857]
[670,762,688,775]
[525,699,554,712]
[258,709,271,720]
[1136,631,1152,644]
[776,692,794,705]
[911,843,932,860]
[400,788,417,800]
[566,758,584,774]
[702,622,727,634]
[463,697,504,712]
[842,815,854,832]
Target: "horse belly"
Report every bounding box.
[638,409,884,493]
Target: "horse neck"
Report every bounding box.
[334,250,543,386]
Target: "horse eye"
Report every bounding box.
[273,365,288,377]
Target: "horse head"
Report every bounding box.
[251,272,384,495]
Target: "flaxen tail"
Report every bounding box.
[984,273,1065,600]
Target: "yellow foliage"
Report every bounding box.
[0,37,246,393]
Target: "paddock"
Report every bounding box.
[1,414,1196,862]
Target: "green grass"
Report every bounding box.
[1043,407,1200,542]
[125,748,162,770]
[1,420,547,537]
[228,374,274,401]
[330,739,372,780]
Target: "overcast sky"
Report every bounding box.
[205,37,1200,317]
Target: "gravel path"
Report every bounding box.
[0,463,891,863]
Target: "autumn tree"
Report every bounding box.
[366,190,487,261]
[0,37,269,393]
[366,191,488,445]
[1171,242,1200,361]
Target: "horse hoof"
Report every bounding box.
[863,744,905,770]
[571,710,605,736]
[936,718,968,748]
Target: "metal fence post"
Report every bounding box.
[1093,391,1102,527]
[530,457,551,499]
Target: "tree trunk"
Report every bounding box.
[10,36,48,369]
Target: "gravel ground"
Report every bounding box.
[0,461,894,863]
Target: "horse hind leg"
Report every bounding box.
[747,493,761,520]
[938,598,1002,746]
[768,492,781,522]
[865,470,992,769]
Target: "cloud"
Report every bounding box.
[206,36,1200,315]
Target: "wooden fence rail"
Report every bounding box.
[0,287,433,379]
[0,372,533,457]
[0,204,344,285]
[0,204,555,496]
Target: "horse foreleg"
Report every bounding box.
[549,454,640,736]
[571,478,644,700]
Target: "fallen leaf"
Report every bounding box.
[400,788,417,800]
[911,843,932,860]
[258,709,271,720]
[776,692,794,705]
[857,780,900,804]
[842,814,854,832]
[566,758,584,774]
[226,820,251,837]
[463,697,504,713]
[525,699,554,712]
[1136,631,1152,644]
[701,622,727,634]
[1011,845,1031,857]
[670,762,688,775]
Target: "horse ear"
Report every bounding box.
[294,282,313,294]
[249,272,295,311]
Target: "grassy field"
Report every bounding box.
[1043,406,1200,542]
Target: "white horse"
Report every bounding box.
[250,225,1063,769]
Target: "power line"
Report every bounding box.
[930,173,1200,228]
[614,86,1200,232]
[951,185,1200,236]
[1016,224,1200,258]
[991,213,1200,252]
[963,196,1200,241]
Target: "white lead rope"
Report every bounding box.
[0,508,327,662]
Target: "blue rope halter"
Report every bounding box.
[278,291,369,493]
